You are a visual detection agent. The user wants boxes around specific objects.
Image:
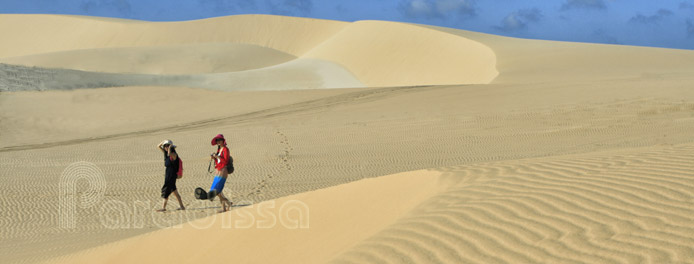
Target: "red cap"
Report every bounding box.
[211,134,226,146]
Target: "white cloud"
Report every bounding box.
[495,8,542,33]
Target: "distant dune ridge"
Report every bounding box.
[0,14,693,264]
[0,14,498,90]
[0,43,298,74]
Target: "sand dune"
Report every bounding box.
[0,15,346,58]
[0,85,372,149]
[0,43,297,74]
[334,145,694,263]
[3,79,694,263]
[0,14,498,89]
[47,170,442,264]
[0,59,364,92]
[1,14,694,264]
[47,145,694,264]
[304,20,497,86]
[419,25,694,83]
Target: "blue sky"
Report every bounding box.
[2,0,693,50]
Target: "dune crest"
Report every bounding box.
[418,24,694,83]
[304,20,498,86]
[332,145,694,263]
[0,14,498,88]
[47,170,442,264]
[0,14,347,58]
[45,143,694,264]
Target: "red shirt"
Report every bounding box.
[214,146,230,170]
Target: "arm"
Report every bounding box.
[157,141,166,154]
[210,146,223,162]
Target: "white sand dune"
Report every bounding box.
[334,145,694,263]
[0,43,297,74]
[46,145,694,264]
[303,20,497,86]
[1,14,693,264]
[420,25,694,83]
[0,15,346,57]
[0,14,497,89]
[47,170,442,264]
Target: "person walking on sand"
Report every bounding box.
[209,134,233,212]
[157,140,185,212]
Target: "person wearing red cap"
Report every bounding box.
[209,134,233,212]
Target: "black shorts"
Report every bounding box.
[161,174,177,199]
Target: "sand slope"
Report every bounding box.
[0,15,347,57]
[0,14,498,89]
[3,78,694,263]
[1,14,694,264]
[0,43,297,74]
[47,145,694,264]
[47,170,442,264]
[334,145,694,263]
[304,20,497,86]
[420,25,694,83]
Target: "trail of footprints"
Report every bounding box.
[2,85,694,263]
[277,130,293,172]
[235,130,293,202]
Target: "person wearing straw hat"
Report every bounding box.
[209,134,233,212]
[156,140,185,212]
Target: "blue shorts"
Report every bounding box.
[210,176,226,193]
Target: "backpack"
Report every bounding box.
[177,158,183,178]
[226,155,234,174]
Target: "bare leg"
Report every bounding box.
[217,193,227,213]
[219,192,233,209]
[157,198,168,212]
[217,192,234,212]
[173,190,185,210]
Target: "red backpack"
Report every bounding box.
[170,156,183,179]
[177,158,183,178]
